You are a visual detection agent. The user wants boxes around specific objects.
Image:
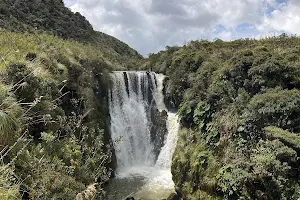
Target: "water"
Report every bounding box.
[107,71,179,200]
[155,113,179,168]
[153,73,167,112]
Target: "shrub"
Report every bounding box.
[264,126,300,152]
[0,84,23,149]
[246,89,300,132]
[0,165,20,200]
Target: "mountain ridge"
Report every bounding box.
[0,0,142,61]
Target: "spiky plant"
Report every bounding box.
[0,84,23,149]
[0,164,20,200]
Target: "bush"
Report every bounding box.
[246,89,300,132]
[0,165,20,200]
[264,126,300,152]
[0,84,23,149]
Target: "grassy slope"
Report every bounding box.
[143,35,300,199]
[0,30,114,200]
[0,1,143,199]
[0,0,142,67]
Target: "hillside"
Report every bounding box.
[0,30,116,199]
[143,35,300,199]
[0,1,142,199]
[0,0,142,66]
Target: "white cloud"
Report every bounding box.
[258,0,300,34]
[65,0,296,56]
[217,30,234,41]
[64,0,77,7]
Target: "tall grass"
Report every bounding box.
[0,29,132,76]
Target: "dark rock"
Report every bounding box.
[125,197,135,200]
[145,72,155,104]
[167,192,180,200]
[163,77,177,111]
[175,189,184,199]
[96,177,109,186]
[25,52,37,61]
[123,72,130,97]
[150,105,168,160]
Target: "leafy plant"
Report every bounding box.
[145,35,300,199]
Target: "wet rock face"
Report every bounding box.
[163,77,177,112]
[166,192,181,200]
[150,105,168,160]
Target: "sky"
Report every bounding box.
[63,0,300,56]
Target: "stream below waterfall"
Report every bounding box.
[106,71,179,200]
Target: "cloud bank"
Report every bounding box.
[64,0,299,56]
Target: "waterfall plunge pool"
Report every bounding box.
[105,167,174,200]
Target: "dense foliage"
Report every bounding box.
[0,1,145,198]
[3,1,300,199]
[144,35,300,199]
[0,29,121,199]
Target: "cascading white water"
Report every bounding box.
[155,112,179,168]
[109,71,155,168]
[153,73,167,112]
[108,71,179,199]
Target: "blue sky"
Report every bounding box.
[63,0,300,56]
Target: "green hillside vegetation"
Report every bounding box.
[0,1,143,199]
[2,0,300,199]
[0,0,142,65]
[144,35,300,199]
[0,29,118,199]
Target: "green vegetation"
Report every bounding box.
[0,0,142,67]
[0,1,142,199]
[2,0,300,199]
[265,126,300,152]
[144,35,300,199]
[0,29,117,199]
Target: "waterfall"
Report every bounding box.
[108,71,179,199]
[153,73,167,112]
[155,112,179,168]
[109,71,156,168]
